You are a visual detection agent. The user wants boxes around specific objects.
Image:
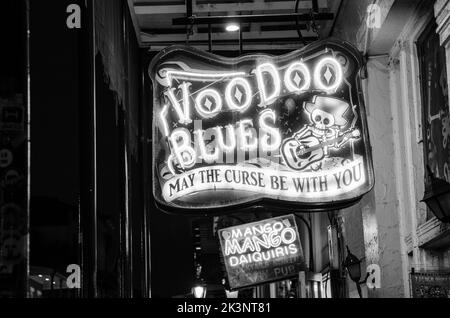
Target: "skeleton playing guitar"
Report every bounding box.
[281,130,361,171]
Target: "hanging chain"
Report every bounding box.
[185,16,195,46]
[309,9,319,38]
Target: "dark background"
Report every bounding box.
[28,0,195,297]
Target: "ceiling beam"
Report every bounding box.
[141,24,308,35]
[173,12,334,25]
[141,37,318,51]
[135,0,328,15]
[141,29,318,42]
[145,43,309,51]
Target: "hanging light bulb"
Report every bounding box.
[226,23,240,32]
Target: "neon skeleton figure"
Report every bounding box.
[298,96,354,155]
[281,96,361,171]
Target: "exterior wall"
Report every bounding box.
[408,0,450,270]
[383,0,450,294]
[332,0,410,298]
[330,0,450,298]
[348,56,406,298]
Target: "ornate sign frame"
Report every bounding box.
[149,38,374,215]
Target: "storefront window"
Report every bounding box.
[418,21,450,221]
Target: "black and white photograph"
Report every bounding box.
[0,0,449,310]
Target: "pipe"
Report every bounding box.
[239,25,243,55]
[294,214,314,271]
[295,0,306,45]
[186,0,192,18]
[173,12,334,25]
[312,0,319,13]
[328,0,344,38]
[79,0,98,298]
[208,23,212,52]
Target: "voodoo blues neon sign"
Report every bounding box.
[149,39,374,213]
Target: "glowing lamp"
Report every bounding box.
[421,166,450,223]
[226,24,240,32]
[225,290,239,298]
[192,282,207,298]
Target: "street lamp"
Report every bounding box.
[343,246,368,298]
[343,246,361,282]
[222,278,238,298]
[192,280,207,298]
[421,166,450,223]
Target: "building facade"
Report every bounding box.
[328,0,450,298]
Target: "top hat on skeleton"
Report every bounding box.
[303,96,350,127]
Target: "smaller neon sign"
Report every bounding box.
[218,215,305,290]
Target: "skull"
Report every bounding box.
[311,109,335,130]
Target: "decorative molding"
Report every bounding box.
[405,234,414,254]
[417,217,450,249]
[387,56,400,71]
[435,0,450,46]
[435,0,450,14]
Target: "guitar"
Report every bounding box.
[281,130,361,171]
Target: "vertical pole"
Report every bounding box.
[295,214,314,271]
[79,0,98,298]
[186,0,192,18]
[298,272,307,298]
[138,55,149,299]
[208,24,212,52]
[24,0,31,298]
[121,3,132,298]
[312,0,319,13]
[239,25,243,55]
[356,282,363,298]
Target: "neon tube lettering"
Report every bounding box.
[225,77,252,112]
[195,88,223,118]
[164,84,192,124]
[284,61,311,93]
[169,128,196,169]
[259,109,281,152]
[238,119,258,151]
[159,104,170,137]
[215,125,237,153]
[165,70,246,87]
[281,228,297,245]
[314,57,343,92]
[255,63,281,107]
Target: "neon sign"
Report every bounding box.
[150,38,374,213]
[218,215,305,290]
